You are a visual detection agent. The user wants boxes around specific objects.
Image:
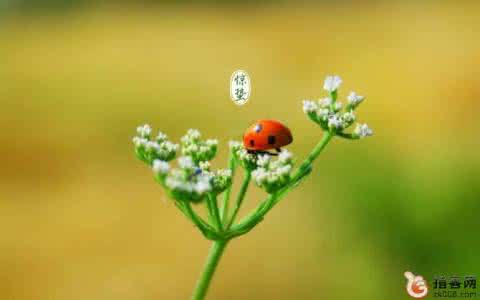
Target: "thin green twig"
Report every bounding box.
[183,201,217,236]
[220,154,236,225]
[207,194,223,231]
[226,171,251,229]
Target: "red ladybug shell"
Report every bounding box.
[243,120,293,151]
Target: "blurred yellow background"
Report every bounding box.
[1,1,479,299]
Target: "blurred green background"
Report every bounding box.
[1,1,479,299]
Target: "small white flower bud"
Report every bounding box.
[152,160,170,174]
[323,75,342,93]
[194,181,211,194]
[267,173,280,184]
[180,129,217,162]
[136,124,152,137]
[146,141,160,151]
[217,169,232,178]
[166,177,187,191]
[252,150,294,193]
[276,165,292,176]
[328,115,343,129]
[317,108,330,120]
[178,156,195,169]
[252,168,268,185]
[156,132,168,142]
[318,97,332,107]
[195,174,212,193]
[229,140,242,150]
[257,154,271,167]
[181,129,201,144]
[199,161,211,171]
[237,149,249,160]
[278,150,293,163]
[199,145,209,153]
[354,123,373,138]
[347,91,364,106]
[206,139,218,146]
[184,144,199,153]
[187,129,201,139]
[132,136,148,147]
[302,100,318,113]
[164,141,179,152]
[210,169,232,193]
[342,111,356,123]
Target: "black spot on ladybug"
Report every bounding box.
[254,124,262,133]
[250,139,255,147]
[268,135,276,145]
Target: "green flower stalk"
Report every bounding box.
[131,75,372,300]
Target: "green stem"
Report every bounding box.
[205,198,215,226]
[183,202,216,234]
[207,194,223,231]
[220,154,236,225]
[336,131,359,140]
[190,240,228,300]
[226,171,251,229]
[329,90,338,111]
[290,131,333,184]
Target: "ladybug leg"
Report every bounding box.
[275,148,282,153]
[251,150,278,156]
[261,150,278,156]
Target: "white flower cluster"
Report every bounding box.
[303,98,357,131]
[181,129,218,163]
[178,156,195,170]
[133,124,179,164]
[165,167,213,202]
[162,156,233,201]
[347,91,364,108]
[354,123,373,138]
[192,159,233,193]
[323,75,343,93]
[251,150,294,193]
[209,169,233,194]
[135,127,232,202]
[229,140,257,171]
[136,124,152,137]
[302,75,373,138]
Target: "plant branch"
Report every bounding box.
[190,240,228,300]
[207,194,223,231]
[336,132,359,140]
[183,201,218,238]
[290,131,334,183]
[220,154,236,225]
[226,171,251,229]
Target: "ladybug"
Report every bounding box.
[243,119,293,154]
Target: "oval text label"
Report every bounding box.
[230,70,251,105]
